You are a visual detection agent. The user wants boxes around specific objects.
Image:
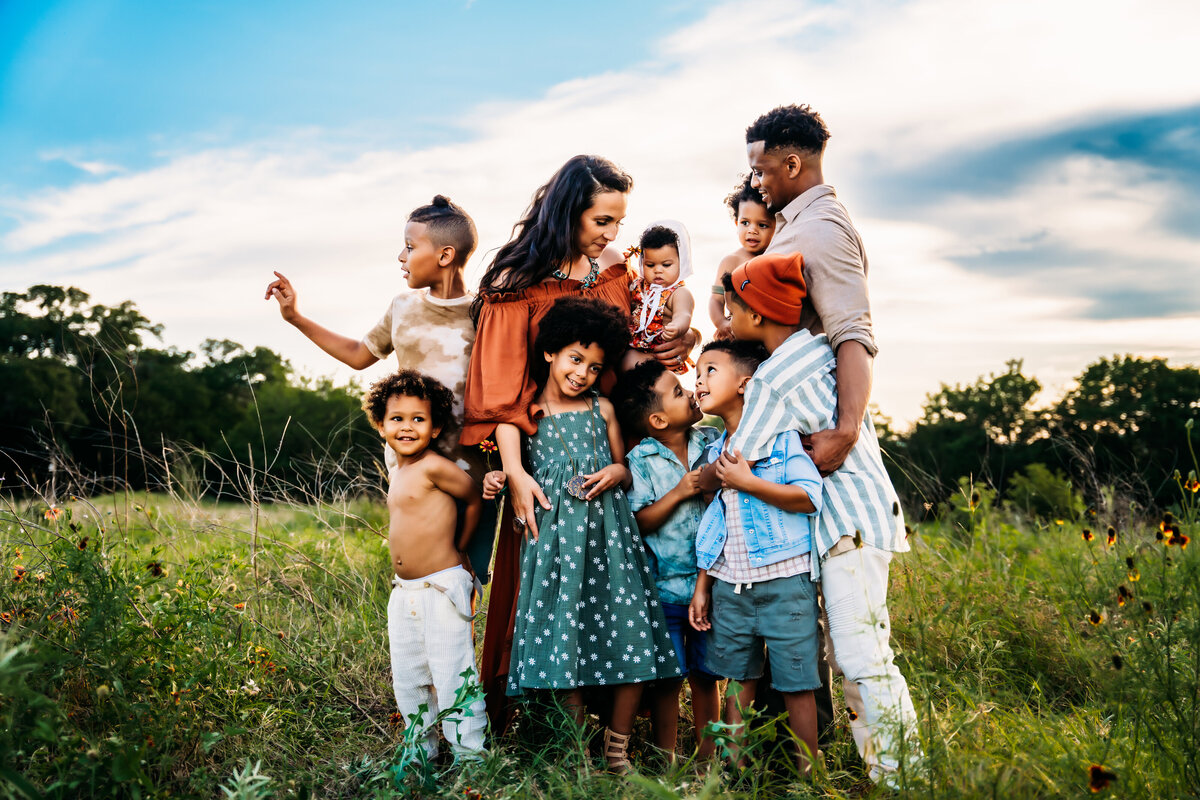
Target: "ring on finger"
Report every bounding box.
[514,516,526,527]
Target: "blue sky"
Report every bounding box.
[2,0,1198,425]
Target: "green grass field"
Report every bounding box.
[1,485,1196,799]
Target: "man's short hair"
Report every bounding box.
[612,359,668,440]
[408,195,478,264]
[362,369,454,432]
[639,225,679,252]
[699,339,768,377]
[745,104,830,157]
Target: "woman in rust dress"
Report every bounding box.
[462,155,693,724]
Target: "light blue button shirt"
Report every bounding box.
[626,426,720,604]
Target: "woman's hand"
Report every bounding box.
[650,327,697,370]
[482,470,507,500]
[508,469,551,542]
[581,464,628,500]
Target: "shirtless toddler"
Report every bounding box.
[362,370,487,761]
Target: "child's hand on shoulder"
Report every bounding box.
[482,470,507,500]
[715,449,754,491]
[581,464,629,500]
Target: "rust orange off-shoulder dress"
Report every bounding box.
[462,260,634,726]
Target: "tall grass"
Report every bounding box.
[2,424,1197,798]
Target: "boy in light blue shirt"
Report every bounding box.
[614,359,720,759]
[687,339,823,774]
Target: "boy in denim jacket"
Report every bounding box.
[687,340,823,773]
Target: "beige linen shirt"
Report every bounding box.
[766,185,877,356]
[362,290,485,481]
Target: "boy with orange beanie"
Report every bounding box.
[719,251,920,785]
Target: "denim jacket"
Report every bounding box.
[695,430,823,571]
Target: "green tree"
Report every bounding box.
[1054,355,1200,504]
[891,359,1047,509]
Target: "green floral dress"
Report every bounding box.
[507,394,681,695]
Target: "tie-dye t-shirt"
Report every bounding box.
[362,290,484,482]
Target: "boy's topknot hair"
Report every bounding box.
[408,195,478,264]
[745,104,831,157]
[362,369,455,434]
[611,359,668,440]
[725,175,767,219]
[639,225,679,252]
[533,296,630,374]
[700,339,769,377]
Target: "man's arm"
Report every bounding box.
[265,271,379,369]
[807,340,872,474]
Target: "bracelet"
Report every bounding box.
[711,284,725,295]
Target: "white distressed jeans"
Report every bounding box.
[822,545,920,782]
[387,566,487,760]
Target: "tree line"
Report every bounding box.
[0,285,379,501]
[2,285,1196,514]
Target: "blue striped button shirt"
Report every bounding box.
[725,330,908,569]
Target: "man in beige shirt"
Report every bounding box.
[743,104,920,786]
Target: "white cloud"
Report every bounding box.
[3,0,1199,426]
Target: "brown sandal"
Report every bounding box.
[603,727,633,774]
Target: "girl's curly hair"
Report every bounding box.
[362,370,454,433]
[532,297,630,386]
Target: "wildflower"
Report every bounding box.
[389,712,404,727]
[1185,478,1200,493]
[847,708,859,721]
[1088,764,1117,792]
[146,561,164,577]
[12,548,21,559]
[1054,519,1064,526]
[44,507,63,521]
[277,630,285,640]
[904,525,916,540]
[96,685,111,700]
[969,491,980,509]
[233,602,246,610]
[1117,585,1131,607]
[478,440,498,454]
[1111,654,1123,670]
[77,537,88,551]
[12,566,26,583]
[1088,611,1103,626]
[34,572,45,583]
[1106,526,1117,546]
[1165,528,1189,549]
[1081,529,1094,542]
[0,611,11,625]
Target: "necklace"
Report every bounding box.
[552,257,601,290]
[544,396,599,500]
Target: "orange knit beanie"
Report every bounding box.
[730,252,806,324]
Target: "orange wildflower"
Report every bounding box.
[1088,764,1117,792]
[1106,526,1117,546]
[1185,477,1199,493]
[1081,529,1094,542]
[233,602,246,610]
[44,507,63,521]
[12,566,26,583]
[1088,611,1104,626]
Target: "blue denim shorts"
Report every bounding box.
[661,601,717,679]
[704,573,821,692]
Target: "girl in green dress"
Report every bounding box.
[489,296,681,771]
